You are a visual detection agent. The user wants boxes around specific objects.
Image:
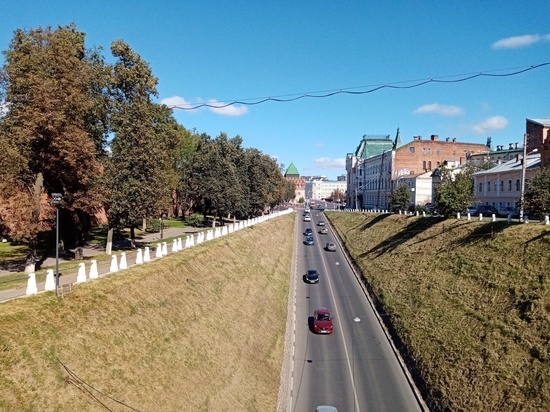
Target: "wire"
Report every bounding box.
[60,360,143,411]
[165,62,550,111]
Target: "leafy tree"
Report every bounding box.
[389,183,411,212]
[0,24,104,269]
[104,40,173,247]
[523,167,550,219]
[330,188,345,203]
[434,167,475,217]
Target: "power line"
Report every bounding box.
[165,62,550,111]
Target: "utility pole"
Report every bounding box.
[51,193,62,296]
[519,133,528,222]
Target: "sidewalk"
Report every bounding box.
[0,227,201,302]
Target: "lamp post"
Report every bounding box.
[51,193,62,296]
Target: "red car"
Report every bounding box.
[313,307,333,334]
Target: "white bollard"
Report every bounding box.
[172,239,178,253]
[26,272,37,296]
[457,212,461,219]
[422,211,426,217]
[76,262,86,283]
[89,260,98,279]
[162,242,168,256]
[467,213,471,221]
[155,244,162,258]
[491,214,496,222]
[479,213,483,221]
[144,247,151,262]
[177,238,183,251]
[136,248,143,264]
[119,252,128,270]
[545,216,549,225]
[45,269,55,291]
[110,255,119,273]
[508,215,512,224]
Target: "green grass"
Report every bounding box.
[326,211,550,411]
[0,214,294,411]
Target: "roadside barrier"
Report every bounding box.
[22,209,294,298]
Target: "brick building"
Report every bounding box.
[526,118,550,167]
[355,133,489,210]
[284,162,305,204]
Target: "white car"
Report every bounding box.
[304,215,311,222]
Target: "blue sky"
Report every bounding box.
[1,1,549,179]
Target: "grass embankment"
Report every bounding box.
[0,214,294,411]
[327,211,550,411]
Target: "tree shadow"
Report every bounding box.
[358,213,391,231]
[361,216,444,258]
[456,220,511,246]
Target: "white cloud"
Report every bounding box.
[470,116,509,134]
[492,33,550,49]
[160,95,192,107]
[160,95,248,117]
[206,99,248,117]
[315,143,324,149]
[413,103,464,117]
[314,157,346,169]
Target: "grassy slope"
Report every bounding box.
[0,214,294,411]
[327,211,550,411]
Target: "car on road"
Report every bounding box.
[313,307,333,334]
[317,221,325,226]
[498,206,520,218]
[318,228,328,234]
[473,205,499,217]
[304,215,311,222]
[325,242,336,251]
[304,207,310,213]
[304,228,313,236]
[304,236,315,245]
[316,406,338,412]
[304,269,320,284]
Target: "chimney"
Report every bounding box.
[446,137,450,142]
[413,136,419,141]
[431,134,439,141]
[452,138,456,142]
[509,143,514,150]
[515,142,519,149]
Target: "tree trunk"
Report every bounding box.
[106,228,113,255]
[142,217,146,232]
[130,226,136,249]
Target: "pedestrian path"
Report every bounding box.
[0,210,294,303]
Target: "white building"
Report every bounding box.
[305,178,347,201]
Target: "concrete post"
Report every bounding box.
[76,263,86,283]
[89,260,98,279]
[45,269,55,291]
[26,273,37,296]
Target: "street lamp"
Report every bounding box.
[51,193,62,296]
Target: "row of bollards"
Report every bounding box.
[25,209,294,296]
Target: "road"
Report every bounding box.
[288,207,425,411]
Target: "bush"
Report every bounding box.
[185,214,205,227]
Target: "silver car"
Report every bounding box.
[325,242,336,251]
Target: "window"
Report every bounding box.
[494,181,497,192]
[479,182,482,192]
[436,149,440,155]
[499,180,504,191]
[428,161,432,170]
[428,147,432,154]
[508,180,512,191]
[516,179,520,191]
[422,147,426,154]
[453,150,457,156]
[423,161,427,170]
[410,147,415,153]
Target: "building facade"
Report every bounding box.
[305,178,347,201]
[526,118,550,167]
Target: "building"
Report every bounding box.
[346,134,396,209]
[526,118,550,167]
[305,177,347,201]
[469,139,524,164]
[284,162,305,204]
[472,152,541,213]
[349,131,490,210]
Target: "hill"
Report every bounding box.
[0,214,294,411]
[326,211,550,411]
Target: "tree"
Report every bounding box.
[434,167,475,217]
[104,40,174,247]
[330,188,345,203]
[0,24,104,270]
[523,167,550,219]
[389,184,411,212]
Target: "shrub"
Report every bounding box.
[185,214,205,227]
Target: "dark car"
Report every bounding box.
[304,269,319,284]
[304,228,313,236]
[474,205,499,217]
[313,307,333,334]
[318,228,328,234]
[325,242,336,251]
[304,236,315,245]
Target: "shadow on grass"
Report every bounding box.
[456,220,511,246]
[358,213,391,231]
[525,229,550,246]
[361,216,444,258]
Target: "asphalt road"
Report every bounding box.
[289,208,425,412]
